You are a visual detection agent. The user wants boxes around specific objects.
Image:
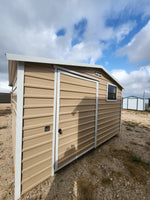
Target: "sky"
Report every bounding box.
[0,0,150,98]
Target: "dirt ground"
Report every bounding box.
[0,104,150,200]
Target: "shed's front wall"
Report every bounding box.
[21,62,122,195]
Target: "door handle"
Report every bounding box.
[58,128,62,134]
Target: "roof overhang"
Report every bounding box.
[6,53,124,89]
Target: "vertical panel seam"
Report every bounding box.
[55,70,60,171]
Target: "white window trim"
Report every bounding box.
[107,83,117,101]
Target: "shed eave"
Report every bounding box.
[6,53,124,89]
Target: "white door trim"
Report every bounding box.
[54,69,99,172]
[54,65,100,82]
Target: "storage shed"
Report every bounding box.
[123,96,149,111]
[7,53,123,200]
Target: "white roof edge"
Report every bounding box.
[6,53,123,88]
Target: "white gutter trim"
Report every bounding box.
[15,62,24,200]
[6,53,123,89]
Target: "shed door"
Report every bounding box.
[55,70,98,171]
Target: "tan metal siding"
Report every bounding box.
[21,63,54,194]
[60,66,122,147]
[97,71,122,146]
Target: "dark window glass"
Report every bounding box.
[108,84,117,100]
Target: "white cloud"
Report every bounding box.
[0,0,150,92]
[117,20,150,63]
[114,21,137,43]
[0,81,11,93]
[111,66,150,98]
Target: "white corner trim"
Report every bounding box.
[52,67,57,176]
[15,62,24,200]
[95,81,99,148]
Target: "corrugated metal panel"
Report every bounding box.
[137,98,143,110]
[123,98,127,109]
[21,63,54,194]
[128,98,137,110]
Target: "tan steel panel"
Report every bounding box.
[24,87,54,96]
[58,142,94,168]
[21,167,51,194]
[59,104,96,115]
[97,123,119,139]
[23,133,52,149]
[24,97,54,105]
[58,120,95,136]
[98,113,120,121]
[22,158,51,180]
[59,130,95,147]
[59,115,95,130]
[97,128,119,146]
[97,119,120,131]
[22,149,52,169]
[24,107,53,116]
[23,141,52,159]
[60,90,96,99]
[23,125,53,137]
[60,98,96,106]
[60,82,96,93]
[61,73,96,88]
[25,63,54,80]
[59,110,95,122]
[58,137,94,160]
[24,75,54,87]
[24,116,52,127]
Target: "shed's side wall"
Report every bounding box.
[21,63,54,194]
[61,66,122,146]
[11,67,17,165]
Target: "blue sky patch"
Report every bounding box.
[56,28,66,36]
[71,18,87,46]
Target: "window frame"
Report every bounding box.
[107,83,117,101]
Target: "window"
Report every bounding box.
[107,84,117,101]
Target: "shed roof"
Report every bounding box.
[6,53,123,88]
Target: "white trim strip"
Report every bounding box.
[95,81,99,148]
[55,70,60,171]
[15,62,24,200]
[55,146,94,172]
[52,68,57,176]
[55,65,100,82]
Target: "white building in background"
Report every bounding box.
[123,96,150,111]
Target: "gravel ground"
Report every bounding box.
[0,105,150,200]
